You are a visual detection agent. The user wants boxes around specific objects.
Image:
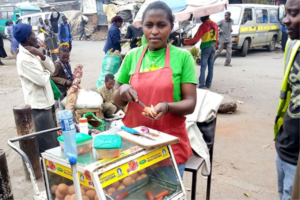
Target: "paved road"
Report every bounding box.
[0,40,284,199]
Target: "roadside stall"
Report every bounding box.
[41,126,187,200]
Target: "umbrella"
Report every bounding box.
[133,0,228,23]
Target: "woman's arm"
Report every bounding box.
[154,83,196,119]
[113,82,138,108]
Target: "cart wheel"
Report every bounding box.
[196,58,201,65]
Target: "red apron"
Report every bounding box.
[122,44,193,165]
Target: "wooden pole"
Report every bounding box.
[13,104,42,180]
[0,149,14,200]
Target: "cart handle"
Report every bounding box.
[7,127,61,199]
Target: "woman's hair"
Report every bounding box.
[105,74,115,82]
[59,43,70,54]
[142,1,174,25]
[111,16,123,23]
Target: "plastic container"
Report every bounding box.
[94,135,122,159]
[58,133,93,155]
[57,110,77,164]
[79,117,89,135]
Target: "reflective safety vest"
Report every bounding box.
[274,39,300,140]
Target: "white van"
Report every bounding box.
[18,11,66,32]
[191,4,282,56]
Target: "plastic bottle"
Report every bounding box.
[79,118,89,135]
[58,110,78,165]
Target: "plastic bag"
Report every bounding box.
[84,112,106,131]
[96,52,122,89]
[50,78,61,100]
[61,89,103,109]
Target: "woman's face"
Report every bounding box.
[143,9,173,51]
[115,21,122,28]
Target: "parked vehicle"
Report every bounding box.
[0,4,40,34]
[18,12,66,33]
[191,4,282,56]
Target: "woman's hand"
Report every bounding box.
[25,46,46,61]
[66,80,72,87]
[119,84,138,102]
[142,102,168,120]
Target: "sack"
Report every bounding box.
[84,112,106,131]
[61,89,103,109]
[50,78,61,100]
[96,52,122,89]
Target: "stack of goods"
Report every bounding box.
[51,183,99,200]
[57,133,93,155]
[94,135,122,159]
[103,169,147,197]
[65,64,83,110]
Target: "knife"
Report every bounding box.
[137,100,147,108]
[121,126,156,141]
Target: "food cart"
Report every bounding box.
[41,126,187,200]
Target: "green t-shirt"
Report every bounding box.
[115,44,197,102]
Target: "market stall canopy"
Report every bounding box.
[174,0,228,22]
[133,0,228,24]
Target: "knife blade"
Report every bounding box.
[121,126,156,141]
[137,100,147,108]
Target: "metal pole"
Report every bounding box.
[0,149,14,200]
[71,165,82,200]
[13,104,42,180]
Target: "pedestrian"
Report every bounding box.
[184,15,218,89]
[0,32,7,65]
[51,43,72,110]
[58,16,72,52]
[5,21,10,39]
[274,0,300,199]
[97,74,121,118]
[7,21,19,59]
[13,23,59,154]
[125,21,143,49]
[281,24,288,51]
[113,1,197,180]
[37,17,45,35]
[79,16,87,41]
[44,19,52,56]
[103,16,130,54]
[50,7,60,36]
[215,11,233,67]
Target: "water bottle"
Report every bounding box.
[58,110,78,165]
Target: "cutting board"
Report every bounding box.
[116,126,180,150]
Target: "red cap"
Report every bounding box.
[79,118,87,123]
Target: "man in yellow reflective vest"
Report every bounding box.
[274,0,300,199]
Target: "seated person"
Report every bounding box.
[97,74,121,118]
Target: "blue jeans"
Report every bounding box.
[276,154,297,200]
[177,163,186,180]
[199,46,215,88]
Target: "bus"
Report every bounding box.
[0,4,40,34]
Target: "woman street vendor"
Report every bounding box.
[113,1,197,178]
[103,16,131,54]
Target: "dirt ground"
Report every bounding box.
[0,40,284,200]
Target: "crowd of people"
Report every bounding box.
[0,0,299,198]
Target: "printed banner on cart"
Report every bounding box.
[45,159,94,189]
[99,146,170,188]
